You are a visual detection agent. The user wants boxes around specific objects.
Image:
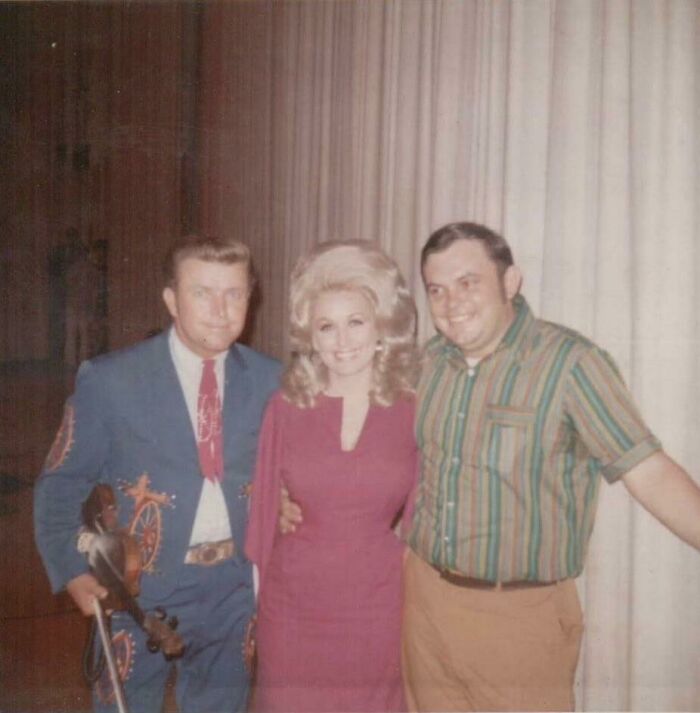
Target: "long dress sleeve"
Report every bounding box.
[245,392,284,585]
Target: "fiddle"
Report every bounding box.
[81,484,185,659]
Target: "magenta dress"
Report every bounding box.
[245,391,417,713]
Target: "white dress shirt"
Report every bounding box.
[168,328,233,548]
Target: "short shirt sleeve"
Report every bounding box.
[564,346,662,483]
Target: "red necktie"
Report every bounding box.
[197,359,223,483]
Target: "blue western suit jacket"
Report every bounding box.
[34,330,280,603]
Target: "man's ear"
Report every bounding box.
[162,286,177,319]
[503,265,522,301]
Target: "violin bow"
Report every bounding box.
[92,597,129,713]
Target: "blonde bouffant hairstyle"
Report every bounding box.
[282,241,418,408]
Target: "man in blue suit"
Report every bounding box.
[35,235,280,713]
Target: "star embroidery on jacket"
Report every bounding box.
[119,473,172,510]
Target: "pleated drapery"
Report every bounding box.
[198,2,700,709]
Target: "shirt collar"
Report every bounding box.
[169,327,228,372]
[499,294,534,355]
[432,294,536,363]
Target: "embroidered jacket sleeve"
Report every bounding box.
[34,361,111,592]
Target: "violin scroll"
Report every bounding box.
[145,608,182,659]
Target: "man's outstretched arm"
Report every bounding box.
[623,450,700,551]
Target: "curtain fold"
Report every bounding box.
[198,2,700,708]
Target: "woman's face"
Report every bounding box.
[310,289,379,394]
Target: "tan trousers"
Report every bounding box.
[401,551,583,712]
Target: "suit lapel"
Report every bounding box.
[146,331,198,464]
[222,345,250,468]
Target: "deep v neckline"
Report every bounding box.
[322,393,372,454]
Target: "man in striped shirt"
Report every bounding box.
[401,222,700,711]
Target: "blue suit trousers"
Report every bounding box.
[94,558,254,713]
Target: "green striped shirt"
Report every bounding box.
[407,295,661,582]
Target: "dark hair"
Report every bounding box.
[162,235,255,287]
[421,222,514,278]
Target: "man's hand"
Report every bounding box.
[66,573,109,616]
[279,485,303,534]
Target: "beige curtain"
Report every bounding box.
[199,1,700,708]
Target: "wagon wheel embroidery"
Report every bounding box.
[119,474,174,573]
[130,500,162,571]
[95,629,134,704]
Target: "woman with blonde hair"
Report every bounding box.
[245,241,418,712]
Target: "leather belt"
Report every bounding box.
[434,565,556,591]
[185,538,235,566]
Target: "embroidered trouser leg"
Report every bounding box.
[93,558,255,713]
[401,550,583,712]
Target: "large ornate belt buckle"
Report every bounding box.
[187,539,234,566]
[200,543,220,564]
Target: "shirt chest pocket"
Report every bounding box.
[479,406,536,482]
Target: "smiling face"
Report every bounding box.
[423,238,521,359]
[162,257,250,358]
[310,289,379,395]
